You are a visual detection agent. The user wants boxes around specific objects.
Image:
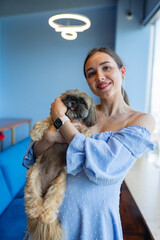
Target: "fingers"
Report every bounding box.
[72,122,83,127]
[72,122,86,131]
[50,102,54,116]
[50,97,67,120]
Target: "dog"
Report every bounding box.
[24,89,98,240]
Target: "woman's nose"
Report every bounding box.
[96,71,105,81]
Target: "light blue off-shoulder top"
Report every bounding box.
[23,126,154,240]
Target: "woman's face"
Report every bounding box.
[85,52,125,99]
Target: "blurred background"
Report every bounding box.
[0,0,160,150]
[0,1,160,239]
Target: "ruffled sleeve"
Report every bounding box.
[22,141,36,169]
[66,126,154,185]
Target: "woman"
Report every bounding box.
[23,47,155,240]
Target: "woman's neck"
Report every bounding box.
[97,94,128,118]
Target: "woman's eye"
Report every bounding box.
[87,71,96,78]
[103,66,110,71]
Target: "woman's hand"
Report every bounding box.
[72,122,86,131]
[50,97,86,144]
[50,97,67,121]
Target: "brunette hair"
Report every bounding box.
[83,47,123,77]
[83,47,129,105]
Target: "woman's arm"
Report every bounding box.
[50,97,155,185]
[50,97,79,144]
[66,126,154,185]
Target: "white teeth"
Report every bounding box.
[98,83,110,88]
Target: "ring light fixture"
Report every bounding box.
[48,13,91,40]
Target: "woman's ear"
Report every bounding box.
[121,66,126,79]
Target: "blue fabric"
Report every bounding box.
[0,169,12,215]
[0,187,27,240]
[23,126,154,240]
[0,137,30,198]
[23,140,35,169]
[66,126,154,185]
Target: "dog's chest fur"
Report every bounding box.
[38,143,68,197]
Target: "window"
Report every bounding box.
[148,15,160,168]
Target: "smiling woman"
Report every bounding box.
[84,47,126,103]
[23,46,155,240]
[84,51,125,100]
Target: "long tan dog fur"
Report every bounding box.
[24,89,98,240]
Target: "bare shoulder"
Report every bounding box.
[127,111,155,134]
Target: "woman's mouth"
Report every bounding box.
[97,82,111,90]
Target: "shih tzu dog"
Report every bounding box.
[24,89,98,240]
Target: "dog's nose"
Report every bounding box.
[70,101,77,108]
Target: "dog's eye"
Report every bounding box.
[70,96,77,101]
[79,98,86,105]
[63,96,77,106]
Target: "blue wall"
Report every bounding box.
[1,5,116,148]
[1,0,154,149]
[115,0,151,112]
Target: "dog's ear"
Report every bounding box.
[83,103,98,127]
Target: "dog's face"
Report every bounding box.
[61,89,98,127]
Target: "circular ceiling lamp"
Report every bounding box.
[48,13,91,40]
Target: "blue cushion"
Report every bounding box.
[16,186,25,198]
[0,169,12,215]
[0,193,27,240]
[0,137,31,198]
